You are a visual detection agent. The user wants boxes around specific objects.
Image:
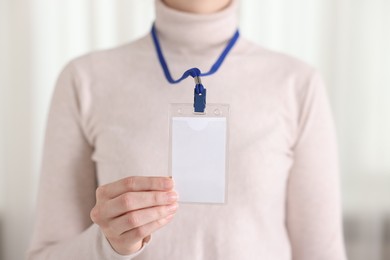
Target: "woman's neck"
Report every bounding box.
[162,0,231,14]
[155,0,238,55]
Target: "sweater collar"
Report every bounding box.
[154,0,239,55]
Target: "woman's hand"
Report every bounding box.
[90,176,178,255]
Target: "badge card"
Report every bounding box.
[169,104,229,204]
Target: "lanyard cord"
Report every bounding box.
[150,23,240,112]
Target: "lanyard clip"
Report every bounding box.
[194,80,206,113]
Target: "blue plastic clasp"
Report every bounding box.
[194,77,206,113]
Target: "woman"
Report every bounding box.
[28,0,347,259]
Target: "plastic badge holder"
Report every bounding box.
[169,104,229,204]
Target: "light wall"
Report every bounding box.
[1,0,389,260]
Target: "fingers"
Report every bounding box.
[90,176,178,255]
[108,214,176,254]
[106,203,178,236]
[102,190,178,219]
[97,176,174,200]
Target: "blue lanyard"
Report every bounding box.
[151,23,240,113]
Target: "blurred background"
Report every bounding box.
[0,0,389,259]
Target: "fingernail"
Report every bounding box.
[166,191,178,202]
[167,203,178,213]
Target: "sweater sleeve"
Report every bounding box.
[286,72,347,260]
[27,62,146,260]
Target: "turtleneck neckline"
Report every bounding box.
[154,0,239,55]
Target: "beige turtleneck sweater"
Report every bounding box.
[28,0,347,259]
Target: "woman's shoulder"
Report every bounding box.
[63,34,154,76]
[236,37,317,77]
[70,35,152,65]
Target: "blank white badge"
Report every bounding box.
[170,104,229,204]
